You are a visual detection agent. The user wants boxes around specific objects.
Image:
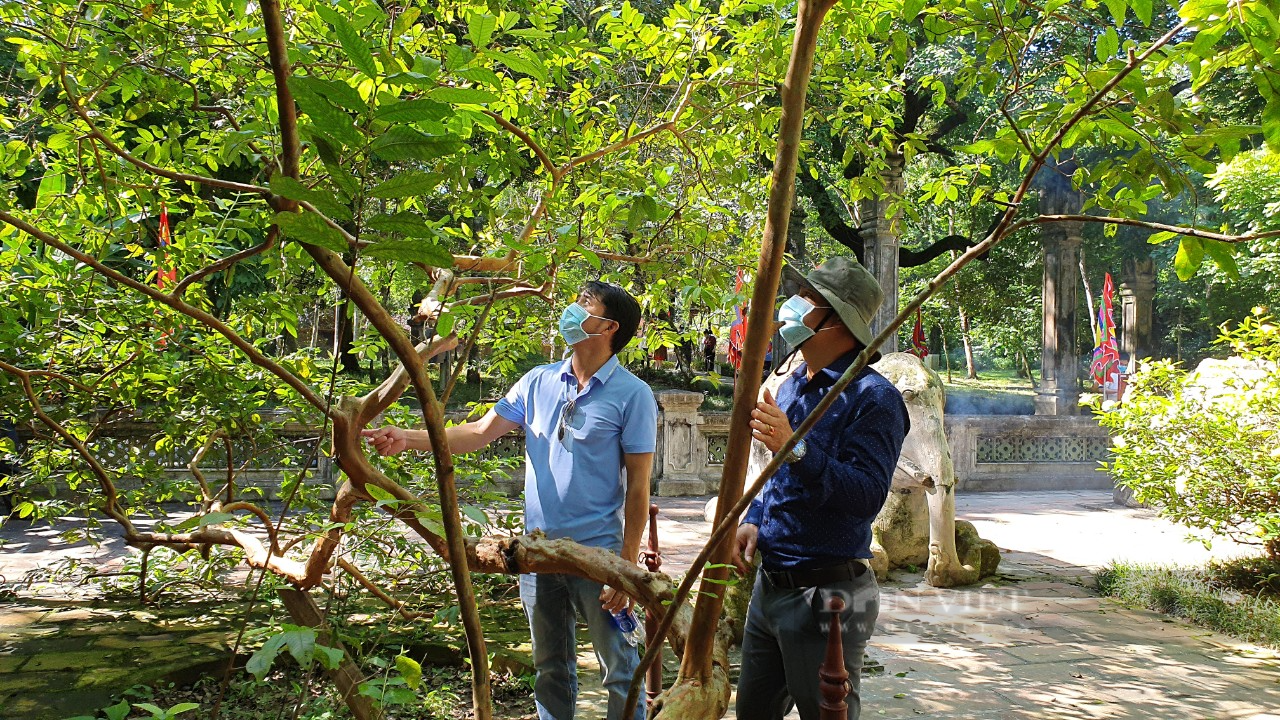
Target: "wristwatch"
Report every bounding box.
[785,439,807,464]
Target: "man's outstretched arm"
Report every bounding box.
[362,409,520,456]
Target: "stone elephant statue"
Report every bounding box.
[871,352,1000,586]
[740,352,998,587]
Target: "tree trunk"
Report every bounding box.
[654,1,840,718]
[959,304,976,379]
[278,588,382,720]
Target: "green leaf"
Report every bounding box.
[363,237,455,267]
[1179,0,1229,23]
[396,655,423,690]
[492,49,548,84]
[281,627,316,668]
[1096,28,1119,62]
[1101,0,1127,27]
[508,28,553,39]
[273,211,349,253]
[367,211,438,238]
[104,700,131,720]
[268,176,353,222]
[314,645,345,670]
[444,44,475,71]
[1130,0,1153,25]
[289,78,363,149]
[370,127,463,162]
[1147,230,1178,244]
[375,98,451,124]
[291,76,367,114]
[1263,97,1280,153]
[467,10,498,48]
[333,16,378,79]
[246,634,286,680]
[456,66,504,88]
[460,504,488,525]
[197,511,234,528]
[368,171,445,198]
[427,86,499,105]
[903,0,926,20]
[133,703,166,717]
[366,484,394,503]
[167,703,201,716]
[1174,237,1205,281]
[1202,238,1240,280]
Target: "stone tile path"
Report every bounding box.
[4,491,1280,719]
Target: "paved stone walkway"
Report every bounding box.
[4,491,1280,719]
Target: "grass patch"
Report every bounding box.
[1096,558,1280,648]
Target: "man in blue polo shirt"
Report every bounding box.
[733,257,909,720]
[363,281,656,720]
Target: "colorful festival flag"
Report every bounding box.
[727,268,747,371]
[156,203,177,289]
[910,309,929,358]
[1090,272,1120,386]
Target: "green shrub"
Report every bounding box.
[1098,312,1280,560]
[1098,560,1280,648]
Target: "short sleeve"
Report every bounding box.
[620,385,658,454]
[493,370,533,426]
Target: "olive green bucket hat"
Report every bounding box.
[795,256,884,361]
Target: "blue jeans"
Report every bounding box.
[735,569,879,720]
[519,573,645,720]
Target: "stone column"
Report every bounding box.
[858,156,904,354]
[654,390,707,496]
[1119,258,1156,367]
[1034,201,1084,416]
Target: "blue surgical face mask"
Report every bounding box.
[559,303,611,345]
[777,294,834,349]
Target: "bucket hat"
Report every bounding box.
[794,256,884,361]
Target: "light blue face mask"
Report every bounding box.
[558,303,612,345]
[777,294,834,349]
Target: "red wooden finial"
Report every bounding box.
[818,595,849,720]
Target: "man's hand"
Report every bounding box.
[599,585,631,614]
[750,387,793,454]
[361,426,412,456]
[734,523,758,575]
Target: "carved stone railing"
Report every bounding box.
[31,396,1115,502]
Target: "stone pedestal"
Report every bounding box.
[654,390,708,496]
[858,157,904,354]
[1035,181,1083,416]
[1119,258,1156,367]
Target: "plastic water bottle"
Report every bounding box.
[611,608,643,647]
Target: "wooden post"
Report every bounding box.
[642,503,663,706]
[279,587,382,720]
[818,596,848,720]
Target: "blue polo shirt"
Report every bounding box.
[743,351,909,571]
[494,355,658,552]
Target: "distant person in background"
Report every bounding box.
[702,328,717,372]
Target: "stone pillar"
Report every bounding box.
[858,156,904,354]
[1119,258,1156,367]
[1034,206,1084,416]
[654,390,707,496]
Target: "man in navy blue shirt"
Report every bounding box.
[734,257,909,720]
[364,281,657,720]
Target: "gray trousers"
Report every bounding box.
[735,568,879,720]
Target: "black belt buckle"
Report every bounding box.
[764,559,866,589]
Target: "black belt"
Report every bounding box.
[762,559,868,589]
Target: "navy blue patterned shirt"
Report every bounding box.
[743,351,909,571]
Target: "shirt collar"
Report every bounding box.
[791,350,860,392]
[559,354,621,389]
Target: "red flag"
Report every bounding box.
[1090,272,1119,386]
[727,269,747,371]
[910,309,929,358]
[156,203,177,289]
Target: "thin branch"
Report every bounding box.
[484,110,555,176]
[336,558,426,621]
[0,210,333,414]
[1015,215,1280,244]
[173,231,278,297]
[60,68,271,196]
